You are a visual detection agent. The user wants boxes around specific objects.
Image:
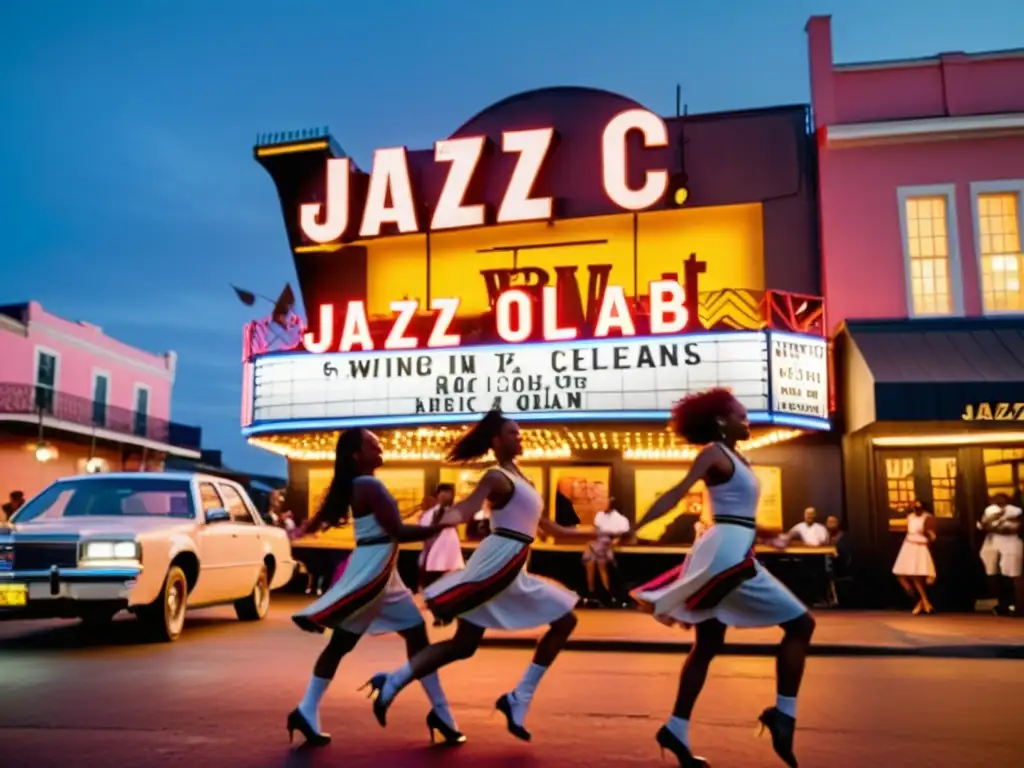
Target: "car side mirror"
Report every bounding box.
[205,507,230,524]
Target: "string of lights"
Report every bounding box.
[248,426,804,462]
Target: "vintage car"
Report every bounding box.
[0,472,295,641]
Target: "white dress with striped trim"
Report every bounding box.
[292,498,423,635]
[631,443,807,628]
[423,468,579,630]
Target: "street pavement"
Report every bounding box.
[1,596,1022,767]
[462,603,1024,657]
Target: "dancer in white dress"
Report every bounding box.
[364,410,595,741]
[892,502,936,615]
[629,389,814,768]
[287,428,465,748]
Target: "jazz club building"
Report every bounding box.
[808,15,1024,608]
[242,86,835,580]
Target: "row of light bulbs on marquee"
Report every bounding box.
[249,427,804,462]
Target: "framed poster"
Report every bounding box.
[548,465,610,528]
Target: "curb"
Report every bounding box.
[477,636,1024,659]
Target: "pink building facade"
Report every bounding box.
[807,15,1024,610]
[0,302,201,500]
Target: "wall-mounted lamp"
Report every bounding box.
[34,441,58,463]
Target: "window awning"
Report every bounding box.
[841,318,1024,429]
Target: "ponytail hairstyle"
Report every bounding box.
[315,428,365,528]
[446,408,508,463]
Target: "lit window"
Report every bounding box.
[977,192,1023,313]
[904,196,953,316]
[927,457,957,519]
[885,457,916,513]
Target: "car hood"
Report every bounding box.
[9,516,195,538]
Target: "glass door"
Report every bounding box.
[876,448,973,609]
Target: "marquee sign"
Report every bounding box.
[242,330,829,436]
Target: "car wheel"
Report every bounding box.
[235,565,270,621]
[138,565,188,642]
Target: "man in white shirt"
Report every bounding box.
[786,507,830,547]
[978,493,1022,616]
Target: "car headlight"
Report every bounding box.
[81,540,140,561]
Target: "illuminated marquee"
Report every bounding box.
[298,108,672,242]
[243,330,829,436]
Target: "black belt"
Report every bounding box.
[713,515,756,530]
[493,527,535,544]
[356,535,392,546]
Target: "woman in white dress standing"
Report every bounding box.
[892,501,936,615]
[630,389,815,768]
[364,409,596,741]
[287,428,464,748]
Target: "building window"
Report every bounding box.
[884,457,916,510]
[897,185,962,317]
[983,447,1024,502]
[133,385,150,438]
[34,348,59,413]
[92,372,109,427]
[927,456,957,519]
[972,183,1024,314]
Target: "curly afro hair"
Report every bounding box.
[669,388,738,445]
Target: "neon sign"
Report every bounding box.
[301,279,690,354]
[298,108,671,242]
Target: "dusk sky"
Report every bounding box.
[2,1,1021,478]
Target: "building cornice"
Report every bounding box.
[823,112,1024,148]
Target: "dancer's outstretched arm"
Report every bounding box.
[359,480,451,543]
[437,470,505,526]
[634,447,719,530]
[537,516,601,541]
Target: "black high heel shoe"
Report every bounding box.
[427,709,466,746]
[286,708,331,747]
[359,673,391,727]
[757,707,798,767]
[655,725,709,766]
[495,693,531,742]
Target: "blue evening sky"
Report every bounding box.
[1,1,1020,478]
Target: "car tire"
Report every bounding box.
[138,565,188,642]
[235,565,271,622]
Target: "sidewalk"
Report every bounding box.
[435,608,1024,659]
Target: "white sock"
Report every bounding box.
[665,715,690,747]
[508,663,548,725]
[382,662,414,703]
[420,673,457,729]
[298,675,330,731]
[776,694,797,719]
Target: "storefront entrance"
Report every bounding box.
[876,448,982,610]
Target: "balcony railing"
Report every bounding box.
[0,383,202,452]
[243,288,826,361]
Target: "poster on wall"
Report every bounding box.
[548,466,610,530]
[244,331,829,434]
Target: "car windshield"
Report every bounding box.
[12,477,195,523]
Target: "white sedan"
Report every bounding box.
[0,472,295,641]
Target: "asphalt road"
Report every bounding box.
[1,596,1022,768]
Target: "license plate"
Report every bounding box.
[0,583,28,607]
